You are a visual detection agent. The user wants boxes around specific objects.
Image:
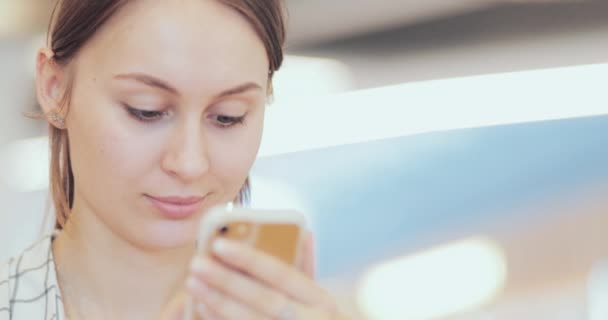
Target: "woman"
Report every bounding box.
[0,0,344,319]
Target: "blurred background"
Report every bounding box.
[2,0,608,319]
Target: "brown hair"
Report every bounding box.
[46,0,287,230]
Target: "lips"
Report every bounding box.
[145,194,207,220]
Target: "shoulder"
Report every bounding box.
[0,235,56,319]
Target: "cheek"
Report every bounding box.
[208,119,263,190]
[91,131,150,183]
[68,99,161,202]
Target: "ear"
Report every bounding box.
[36,47,67,128]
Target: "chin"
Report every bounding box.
[136,219,199,250]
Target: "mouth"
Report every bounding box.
[144,194,208,220]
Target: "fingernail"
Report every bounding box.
[212,238,228,254]
[190,257,205,272]
[187,277,210,294]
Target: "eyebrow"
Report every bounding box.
[113,72,263,98]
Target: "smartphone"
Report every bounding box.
[196,205,307,265]
[183,205,307,320]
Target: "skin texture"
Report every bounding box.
[36,0,343,319]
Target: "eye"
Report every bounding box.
[124,105,169,122]
[213,114,246,128]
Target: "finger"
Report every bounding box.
[298,231,316,279]
[274,301,338,320]
[188,276,264,320]
[210,238,334,309]
[189,256,291,318]
[194,302,220,320]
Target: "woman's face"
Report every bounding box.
[60,0,269,249]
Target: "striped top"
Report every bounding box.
[0,234,66,320]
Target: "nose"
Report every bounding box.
[161,119,210,183]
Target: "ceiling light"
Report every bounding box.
[357,237,507,320]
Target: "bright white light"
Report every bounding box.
[357,237,507,320]
[259,62,608,157]
[588,260,608,320]
[0,136,49,192]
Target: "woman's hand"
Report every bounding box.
[184,232,347,320]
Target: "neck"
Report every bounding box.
[52,208,194,319]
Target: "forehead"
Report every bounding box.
[74,0,269,94]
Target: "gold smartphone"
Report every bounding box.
[197,205,306,266]
[183,205,307,320]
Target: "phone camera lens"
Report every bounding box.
[219,226,229,234]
